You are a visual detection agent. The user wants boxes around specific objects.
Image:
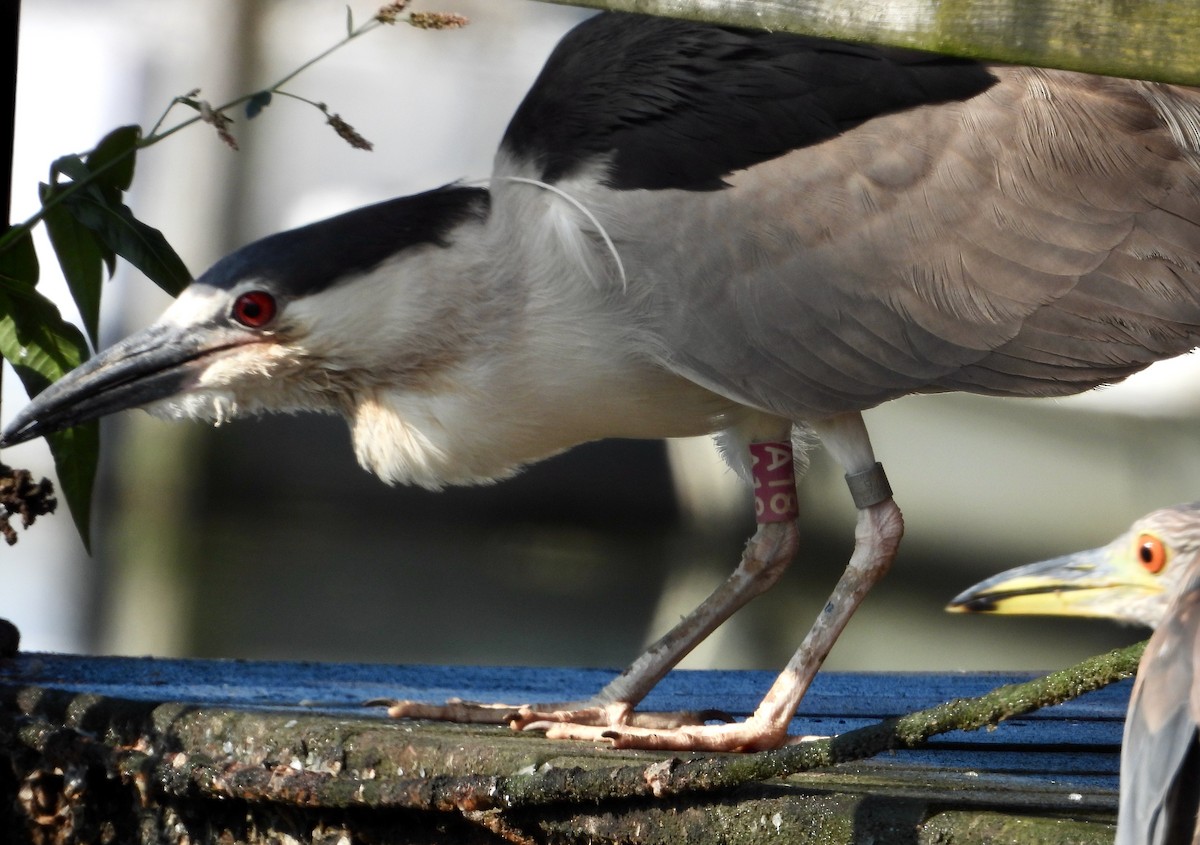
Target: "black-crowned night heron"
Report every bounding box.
[7,12,1200,752]
[948,502,1200,628]
[1118,533,1200,845]
[951,505,1200,843]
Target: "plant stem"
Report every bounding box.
[0,9,393,258]
[268,19,385,96]
[139,16,385,148]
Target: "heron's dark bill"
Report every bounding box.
[0,323,244,448]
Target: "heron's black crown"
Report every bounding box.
[198,184,491,297]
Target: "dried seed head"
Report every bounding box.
[199,100,239,151]
[408,12,469,30]
[327,114,374,151]
[0,465,56,546]
[375,1,411,24]
[214,124,239,151]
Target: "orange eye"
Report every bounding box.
[1136,533,1167,574]
[232,290,277,328]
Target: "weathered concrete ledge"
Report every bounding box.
[0,652,1126,844]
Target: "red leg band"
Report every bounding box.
[749,441,799,523]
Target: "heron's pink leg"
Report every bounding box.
[380,518,799,728]
[384,418,898,750]
[546,495,903,750]
[534,413,902,751]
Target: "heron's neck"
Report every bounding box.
[345,192,737,488]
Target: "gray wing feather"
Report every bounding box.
[1117,587,1200,845]
[601,67,1200,419]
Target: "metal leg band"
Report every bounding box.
[845,462,892,510]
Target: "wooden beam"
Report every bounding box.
[538,0,1200,85]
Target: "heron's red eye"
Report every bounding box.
[232,291,277,328]
[1137,533,1167,574]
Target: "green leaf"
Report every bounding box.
[346,4,354,36]
[246,91,273,119]
[64,193,192,296]
[0,284,96,547]
[85,125,140,203]
[0,227,39,287]
[40,183,104,347]
[50,154,89,185]
[99,239,117,279]
[46,155,117,274]
[0,283,89,399]
[46,424,98,552]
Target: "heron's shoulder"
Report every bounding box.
[499,12,996,191]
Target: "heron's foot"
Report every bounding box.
[371,698,728,731]
[530,716,802,752]
[371,698,531,724]
[515,703,732,732]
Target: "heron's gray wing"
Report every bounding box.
[612,67,1200,418]
[498,14,1200,420]
[1117,585,1200,845]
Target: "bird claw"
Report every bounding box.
[369,697,731,736]
[373,697,765,751]
[368,697,527,724]
[533,718,792,752]
[516,706,732,732]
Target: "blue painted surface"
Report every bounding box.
[0,652,1128,791]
